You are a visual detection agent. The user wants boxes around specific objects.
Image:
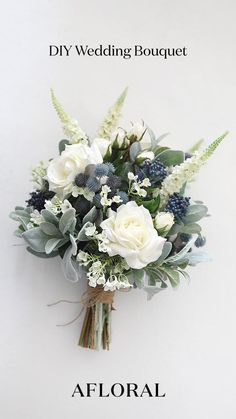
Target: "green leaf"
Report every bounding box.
[160,267,180,287]
[58,139,69,154]
[188,139,204,153]
[131,269,146,288]
[59,208,76,235]
[153,146,169,156]
[158,150,184,166]
[40,222,62,237]
[137,195,160,213]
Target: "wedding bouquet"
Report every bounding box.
[10,88,227,350]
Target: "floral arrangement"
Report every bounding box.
[10,88,228,350]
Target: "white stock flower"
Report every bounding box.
[85,224,97,237]
[155,212,174,234]
[92,137,111,158]
[100,201,166,269]
[46,143,102,198]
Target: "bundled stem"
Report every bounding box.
[78,286,114,350]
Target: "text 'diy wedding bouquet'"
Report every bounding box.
[10,88,228,350]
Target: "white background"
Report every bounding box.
[1,1,236,418]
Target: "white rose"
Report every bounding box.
[155,212,174,234]
[92,137,111,158]
[47,143,102,197]
[100,201,166,269]
[136,150,155,163]
[111,128,129,149]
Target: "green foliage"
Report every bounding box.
[136,195,160,213]
[58,139,69,154]
[59,208,76,235]
[158,150,185,166]
[182,204,208,224]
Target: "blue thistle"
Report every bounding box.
[165,193,190,220]
[94,163,110,177]
[86,177,101,192]
[75,173,88,187]
[117,191,129,204]
[106,163,115,174]
[93,194,102,209]
[106,175,122,190]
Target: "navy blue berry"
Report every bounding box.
[195,235,206,247]
[139,158,168,182]
[165,193,190,220]
[26,191,54,212]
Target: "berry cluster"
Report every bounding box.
[139,158,168,183]
[165,193,190,220]
[26,191,54,211]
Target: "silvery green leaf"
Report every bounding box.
[22,227,49,252]
[179,269,190,282]
[158,150,184,166]
[15,206,25,210]
[41,209,59,226]
[27,246,58,258]
[131,269,146,288]
[187,251,212,266]
[40,222,62,237]
[165,235,196,264]
[82,206,98,225]
[77,222,92,241]
[183,204,208,224]
[159,267,180,288]
[180,223,202,234]
[59,208,76,235]
[61,234,80,282]
[168,222,183,236]
[130,142,141,161]
[45,238,63,254]
[156,242,172,265]
[14,229,24,238]
[144,284,165,300]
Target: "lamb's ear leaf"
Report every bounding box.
[41,209,59,226]
[165,235,196,264]
[45,238,63,254]
[61,235,81,282]
[59,208,76,235]
[82,206,98,225]
[27,246,58,258]
[22,227,49,253]
[156,242,172,265]
[40,222,62,237]
[77,222,93,242]
[130,142,141,162]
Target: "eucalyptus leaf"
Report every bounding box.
[183,204,208,224]
[158,150,184,166]
[180,223,202,234]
